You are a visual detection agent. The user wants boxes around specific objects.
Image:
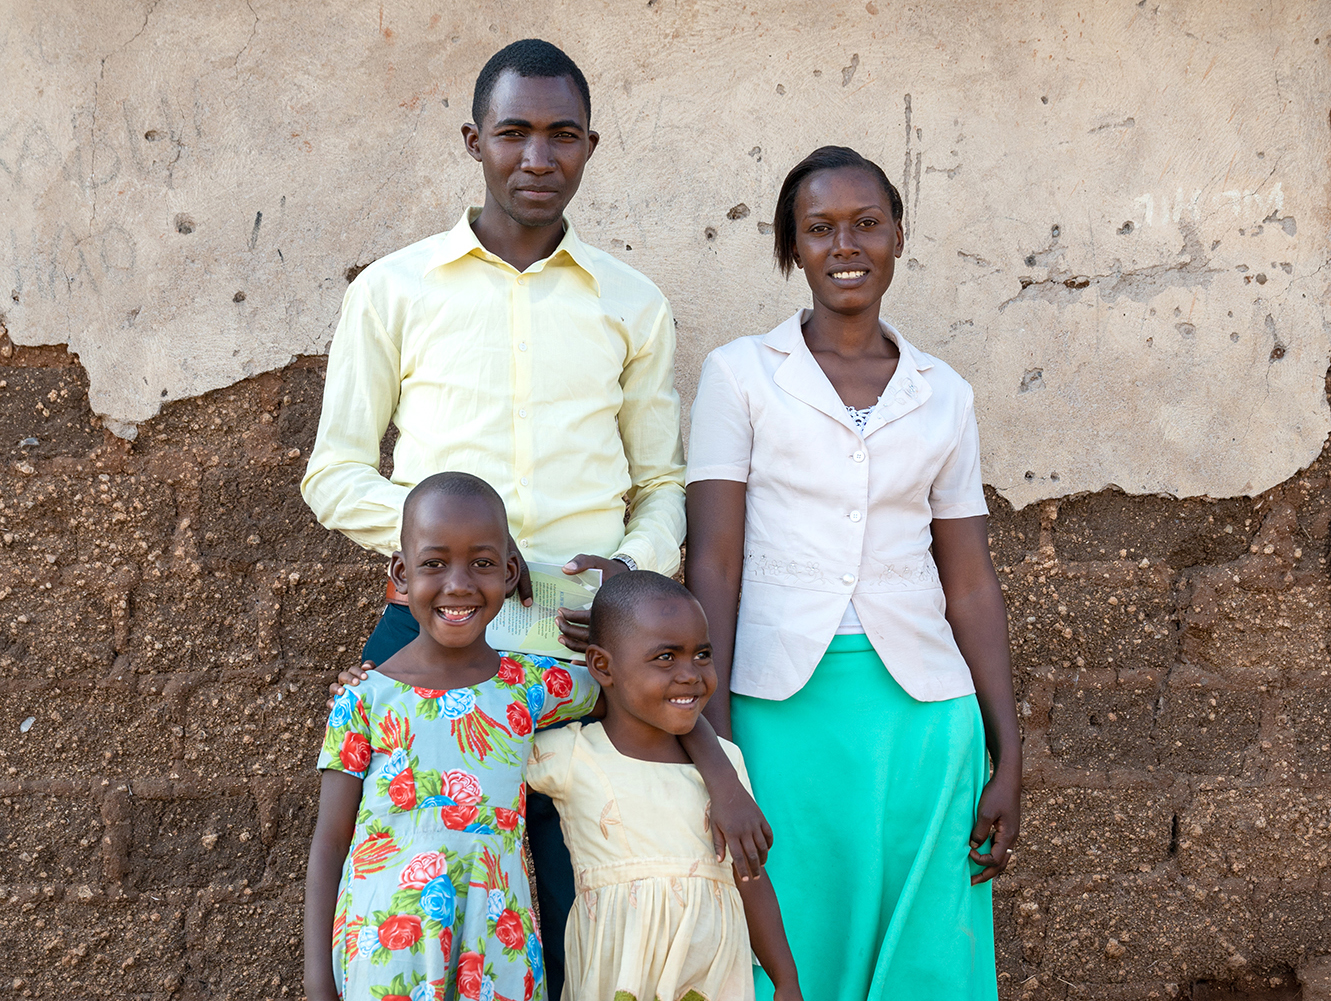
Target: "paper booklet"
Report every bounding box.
[485,561,602,659]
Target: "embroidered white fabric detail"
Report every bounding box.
[743,550,941,591]
[845,404,875,432]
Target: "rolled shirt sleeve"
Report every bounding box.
[613,299,687,575]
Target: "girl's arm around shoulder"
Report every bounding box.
[736,873,803,1001]
[304,770,362,1001]
[679,715,773,883]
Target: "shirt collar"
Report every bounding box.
[423,207,602,296]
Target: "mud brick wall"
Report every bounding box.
[1,333,1327,1000]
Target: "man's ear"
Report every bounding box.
[461,122,483,163]
[585,645,613,687]
[585,129,599,159]
[389,552,408,594]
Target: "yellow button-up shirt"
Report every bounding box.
[301,209,686,573]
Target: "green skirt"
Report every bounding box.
[731,633,997,1001]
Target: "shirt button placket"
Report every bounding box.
[513,272,536,545]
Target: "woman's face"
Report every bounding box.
[793,167,904,316]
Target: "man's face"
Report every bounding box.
[464,71,598,229]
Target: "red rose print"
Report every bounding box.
[377,913,422,951]
[506,702,533,737]
[495,908,525,950]
[494,808,521,831]
[382,995,410,1001]
[388,769,417,810]
[439,926,453,957]
[518,783,526,816]
[497,656,526,686]
[524,969,535,1001]
[399,851,448,890]
[441,804,479,830]
[543,666,573,698]
[442,769,483,806]
[430,975,448,1001]
[413,686,450,698]
[339,732,372,773]
[457,951,484,999]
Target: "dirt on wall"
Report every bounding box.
[0,331,1327,1001]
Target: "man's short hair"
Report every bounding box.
[472,39,591,127]
[402,471,507,541]
[587,571,696,650]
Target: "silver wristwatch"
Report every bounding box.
[611,553,638,572]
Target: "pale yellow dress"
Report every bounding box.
[526,722,756,1001]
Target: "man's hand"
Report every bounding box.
[555,555,631,654]
[709,777,774,882]
[326,660,375,711]
[968,764,1021,884]
[508,534,533,607]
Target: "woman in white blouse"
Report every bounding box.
[686,146,1020,1001]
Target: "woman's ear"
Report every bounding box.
[585,645,613,687]
[388,552,408,594]
[893,218,904,258]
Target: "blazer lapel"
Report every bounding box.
[862,322,934,438]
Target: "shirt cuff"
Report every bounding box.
[612,536,674,576]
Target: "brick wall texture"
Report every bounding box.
[1,329,1327,1000]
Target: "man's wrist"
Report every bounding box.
[611,553,637,572]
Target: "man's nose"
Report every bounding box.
[521,137,556,173]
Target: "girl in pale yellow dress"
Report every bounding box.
[526,572,802,1001]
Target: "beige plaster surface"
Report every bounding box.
[2,0,1328,508]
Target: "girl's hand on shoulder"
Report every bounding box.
[968,764,1021,884]
[325,660,375,711]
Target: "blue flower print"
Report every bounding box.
[486,888,505,922]
[465,822,497,835]
[533,655,557,671]
[417,795,456,810]
[420,874,457,925]
[480,975,495,1001]
[328,688,358,727]
[526,684,546,722]
[383,747,410,779]
[442,688,477,720]
[355,924,379,960]
[410,982,433,1001]
[526,932,543,985]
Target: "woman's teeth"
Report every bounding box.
[832,270,867,279]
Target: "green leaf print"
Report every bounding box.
[415,768,442,799]
[388,887,426,917]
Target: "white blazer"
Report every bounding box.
[686,309,989,702]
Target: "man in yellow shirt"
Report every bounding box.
[301,40,685,996]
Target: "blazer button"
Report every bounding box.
[852,450,866,462]
[849,510,862,522]
[841,573,856,586]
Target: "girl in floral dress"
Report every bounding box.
[304,474,600,1001]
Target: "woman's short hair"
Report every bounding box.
[772,146,904,277]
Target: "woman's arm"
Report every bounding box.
[684,479,748,739]
[736,872,803,1001]
[931,514,1021,884]
[304,771,362,1001]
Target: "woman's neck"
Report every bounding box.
[802,296,893,359]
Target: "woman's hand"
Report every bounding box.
[708,776,774,881]
[968,764,1021,884]
[326,660,375,711]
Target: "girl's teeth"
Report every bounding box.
[440,607,475,621]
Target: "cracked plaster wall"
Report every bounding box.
[2,0,1330,509]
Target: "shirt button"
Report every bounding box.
[520,538,530,547]
[849,510,862,522]
[518,409,527,418]
[520,477,529,486]
[517,277,526,286]
[852,450,866,462]
[519,342,528,351]
[841,573,856,586]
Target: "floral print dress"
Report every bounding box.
[318,653,599,1001]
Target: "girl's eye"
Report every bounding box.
[655,652,674,662]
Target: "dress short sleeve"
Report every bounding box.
[526,723,580,798]
[718,738,755,798]
[928,390,989,519]
[686,352,753,485]
[317,686,375,779]
[530,658,600,727]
